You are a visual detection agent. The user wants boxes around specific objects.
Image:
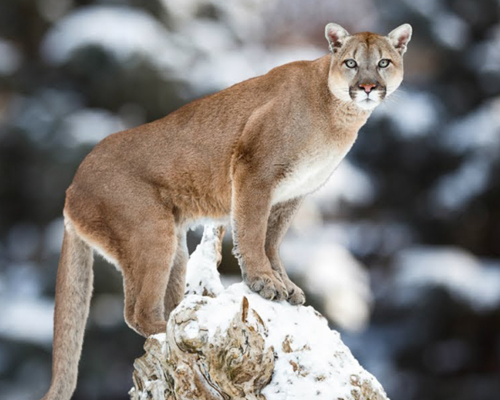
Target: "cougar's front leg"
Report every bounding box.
[266,198,306,305]
[231,162,288,301]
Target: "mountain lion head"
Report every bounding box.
[325,23,412,111]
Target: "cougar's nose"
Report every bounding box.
[359,83,377,93]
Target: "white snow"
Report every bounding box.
[432,98,500,213]
[176,19,236,53]
[9,89,83,146]
[374,90,441,138]
[307,159,376,215]
[393,246,500,312]
[179,224,386,399]
[182,320,201,340]
[401,0,441,16]
[430,155,490,213]
[160,0,275,42]
[0,297,54,345]
[281,234,372,332]
[41,5,189,71]
[59,108,125,146]
[471,24,500,74]
[186,45,268,93]
[306,246,372,331]
[0,263,54,345]
[185,225,224,297]
[2,262,43,298]
[439,97,500,155]
[39,2,325,99]
[191,283,381,399]
[401,0,469,50]
[432,12,469,50]
[201,46,323,93]
[288,160,376,236]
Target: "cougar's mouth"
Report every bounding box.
[349,86,386,110]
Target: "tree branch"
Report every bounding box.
[129,224,388,400]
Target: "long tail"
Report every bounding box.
[41,225,94,400]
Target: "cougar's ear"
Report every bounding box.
[325,23,350,53]
[388,23,412,55]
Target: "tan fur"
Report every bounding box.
[42,223,93,400]
[41,23,411,400]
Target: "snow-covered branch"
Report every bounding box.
[129,224,388,400]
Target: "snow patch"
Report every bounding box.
[432,12,469,50]
[470,24,500,74]
[439,98,500,155]
[161,0,275,43]
[308,160,376,214]
[281,233,372,332]
[185,225,225,297]
[0,297,54,345]
[430,156,490,213]
[178,223,387,399]
[393,246,500,311]
[59,108,125,146]
[41,5,188,71]
[374,90,441,138]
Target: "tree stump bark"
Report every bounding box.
[129,225,389,400]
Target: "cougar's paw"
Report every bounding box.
[130,320,167,338]
[283,278,306,305]
[244,271,288,301]
[133,313,167,337]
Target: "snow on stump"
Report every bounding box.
[129,225,388,400]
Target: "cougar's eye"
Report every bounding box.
[344,59,357,69]
[378,59,391,68]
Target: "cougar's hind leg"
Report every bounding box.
[164,230,188,321]
[122,275,138,332]
[163,224,227,321]
[121,211,178,337]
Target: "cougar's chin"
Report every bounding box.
[353,91,384,110]
[355,98,380,110]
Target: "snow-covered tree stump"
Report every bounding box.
[129,225,389,400]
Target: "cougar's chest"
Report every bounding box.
[272,146,349,204]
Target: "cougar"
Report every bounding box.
[40,23,412,400]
